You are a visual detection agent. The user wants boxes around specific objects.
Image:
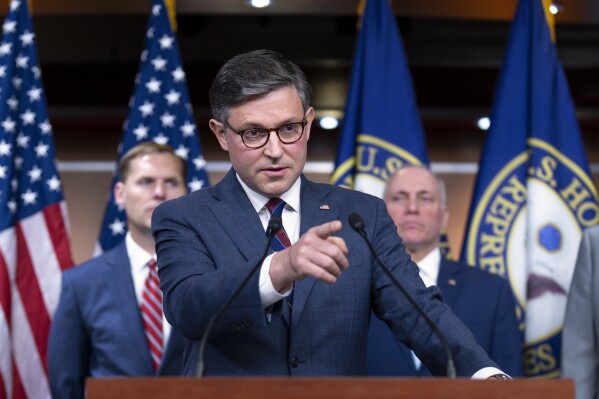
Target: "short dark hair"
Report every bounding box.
[209,49,312,122]
[118,142,187,183]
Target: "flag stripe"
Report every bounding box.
[0,252,10,325]
[43,203,73,272]
[12,290,51,399]
[0,252,11,399]
[21,210,63,316]
[14,224,51,375]
[11,353,26,399]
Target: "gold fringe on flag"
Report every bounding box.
[164,0,177,32]
[541,0,556,42]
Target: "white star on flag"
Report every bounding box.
[193,156,206,170]
[175,144,189,160]
[146,77,162,93]
[46,175,62,191]
[1,116,15,132]
[19,29,34,46]
[164,89,180,105]
[26,86,41,101]
[34,141,49,157]
[27,165,42,182]
[188,177,204,192]
[180,120,195,137]
[138,100,155,116]
[151,55,167,71]
[16,132,29,147]
[21,188,37,205]
[109,218,126,236]
[160,111,175,127]
[20,108,35,124]
[133,124,149,140]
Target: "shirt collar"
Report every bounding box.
[125,232,156,273]
[417,247,441,287]
[236,174,301,213]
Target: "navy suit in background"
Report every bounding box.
[367,258,523,376]
[152,169,498,377]
[48,241,186,399]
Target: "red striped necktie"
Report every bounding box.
[141,259,163,372]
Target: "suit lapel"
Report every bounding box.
[437,258,461,308]
[105,242,153,374]
[207,170,269,263]
[290,178,340,324]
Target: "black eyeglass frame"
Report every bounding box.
[223,119,308,149]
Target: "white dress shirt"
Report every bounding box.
[235,175,300,308]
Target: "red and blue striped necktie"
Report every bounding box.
[266,198,291,251]
[266,198,293,309]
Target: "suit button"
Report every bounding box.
[289,357,299,368]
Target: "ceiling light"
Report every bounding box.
[248,0,271,8]
[319,116,339,130]
[476,116,491,131]
[549,1,564,15]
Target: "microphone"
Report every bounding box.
[195,215,282,377]
[348,213,456,378]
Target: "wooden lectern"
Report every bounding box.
[87,377,573,399]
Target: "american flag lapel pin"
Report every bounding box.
[319,204,330,210]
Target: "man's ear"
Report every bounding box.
[114,181,126,207]
[303,107,315,142]
[209,119,229,151]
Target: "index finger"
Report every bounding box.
[310,220,343,239]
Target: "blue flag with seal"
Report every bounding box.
[330,0,428,198]
[330,0,453,257]
[96,0,209,253]
[460,0,598,378]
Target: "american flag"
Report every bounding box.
[0,1,73,398]
[97,0,209,253]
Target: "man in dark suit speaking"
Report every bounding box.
[367,166,523,376]
[152,49,509,379]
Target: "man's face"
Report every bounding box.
[115,152,186,236]
[209,85,314,198]
[384,167,448,256]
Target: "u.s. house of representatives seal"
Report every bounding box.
[464,138,598,377]
[330,134,422,197]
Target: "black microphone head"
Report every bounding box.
[266,215,282,236]
[348,213,365,232]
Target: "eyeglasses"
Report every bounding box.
[223,119,308,149]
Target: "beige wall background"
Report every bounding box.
[62,167,599,265]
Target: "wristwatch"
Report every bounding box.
[487,373,512,380]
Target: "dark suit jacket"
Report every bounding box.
[152,169,497,376]
[367,257,523,376]
[48,241,186,399]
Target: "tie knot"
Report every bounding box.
[266,198,285,217]
[147,259,157,273]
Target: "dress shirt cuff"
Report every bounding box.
[471,367,508,380]
[259,254,292,308]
